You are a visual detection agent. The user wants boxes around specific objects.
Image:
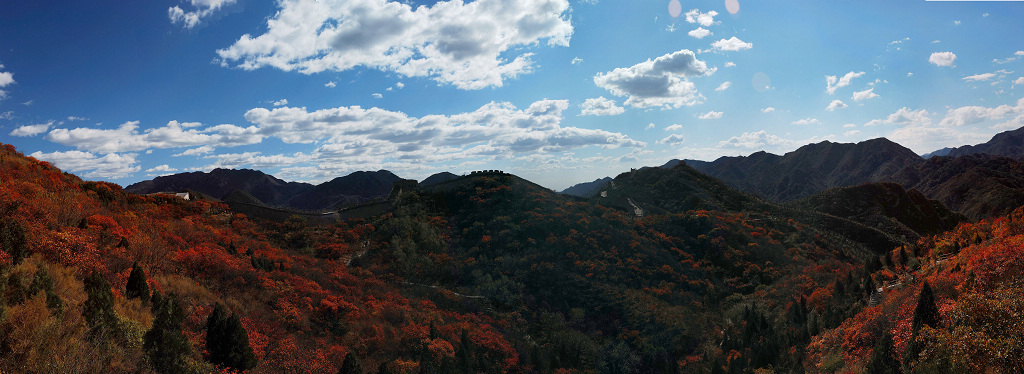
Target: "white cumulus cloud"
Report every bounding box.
[825,71,865,95]
[659,133,686,145]
[665,124,683,131]
[146,165,179,173]
[792,118,819,125]
[0,65,13,101]
[593,49,712,109]
[30,150,141,179]
[203,152,313,170]
[174,145,216,157]
[717,130,800,150]
[45,120,263,153]
[169,0,237,30]
[826,99,847,111]
[215,0,573,90]
[9,121,53,137]
[688,27,712,39]
[698,111,723,120]
[883,105,998,154]
[715,81,731,92]
[233,99,645,180]
[865,107,932,127]
[929,52,957,67]
[761,107,775,113]
[963,73,997,82]
[710,37,752,51]
[852,88,879,101]
[0,71,13,87]
[939,99,1023,127]
[579,96,624,116]
[684,9,718,26]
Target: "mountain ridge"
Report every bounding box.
[943,126,1024,159]
[679,137,923,202]
[126,168,405,211]
[122,127,1024,220]
[124,168,314,207]
[559,176,612,198]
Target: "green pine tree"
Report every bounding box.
[125,261,150,302]
[338,352,364,374]
[28,266,53,296]
[206,304,257,371]
[206,304,228,364]
[1,218,27,266]
[29,266,63,316]
[865,331,901,374]
[904,282,941,368]
[912,282,940,332]
[457,329,473,374]
[83,271,118,336]
[144,291,192,373]
[6,272,26,305]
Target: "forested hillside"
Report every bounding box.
[888,154,1024,221]
[808,205,1024,372]
[2,141,1023,373]
[359,166,887,372]
[0,144,518,373]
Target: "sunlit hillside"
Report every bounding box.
[9,140,1020,373]
[0,143,519,373]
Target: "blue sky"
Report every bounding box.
[1,0,1023,190]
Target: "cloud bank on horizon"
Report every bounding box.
[1,0,1023,190]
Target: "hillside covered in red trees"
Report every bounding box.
[1,140,1023,373]
[0,143,518,373]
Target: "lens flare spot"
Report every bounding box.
[669,0,682,18]
[752,72,771,93]
[725,0,740,15]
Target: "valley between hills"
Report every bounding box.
[2,127,1024,373]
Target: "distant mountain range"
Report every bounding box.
[559,177,612,198]
[125,168,403,211]
[125,126,1024,221]
[600,163,961,250]
[921,147,952,159]
[637,128,1024,221]
[669,138,923,202]
[124,168,313,207]
[889,154,1024,220]
[284,170,403,210]
[941,126,1024,159]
